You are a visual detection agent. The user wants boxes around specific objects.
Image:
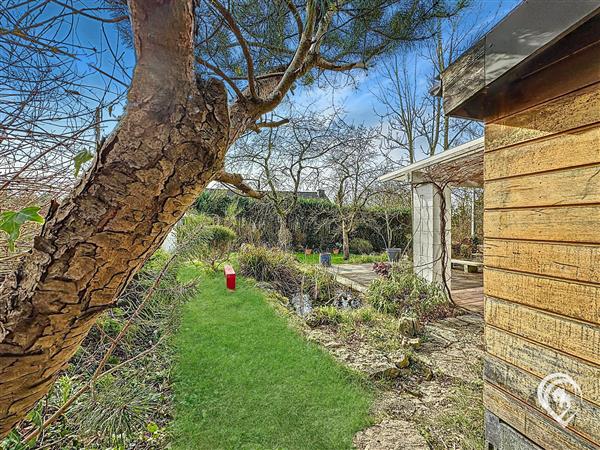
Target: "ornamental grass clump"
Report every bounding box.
[238,245,346,306]
[306,305,378,328]
[366,266,452,323]
[301,266,339,306]
[175,213,236,271]
[238,244,302,297]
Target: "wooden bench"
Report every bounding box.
[451,259,483,273]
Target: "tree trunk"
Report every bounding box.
[385,211,393,249]
[277,217,292,250]
[443,114,449,150]
[342,222,350,260]
[0,0,230,437]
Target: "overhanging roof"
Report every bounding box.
[441,0,600,119]
[379,138,484,186]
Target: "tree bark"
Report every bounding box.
[277,218,292,250]
[385,211,393,249]
[0,0,230,437]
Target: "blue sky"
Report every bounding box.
[45,1,521,159]
[273,0,520,165]
[289,0,521,127]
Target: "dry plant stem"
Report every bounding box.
[434,181,454,305]
[21,254,175,444]
[22,337,164,444]
[91,254,175,379]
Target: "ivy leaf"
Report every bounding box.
[146,421,159,435]
[26,405,43,429]
[2,430,29,450]
[74,148,94,177]
[0,206,45,252]
[58,375,72,405]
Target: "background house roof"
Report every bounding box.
[205,187,330,201]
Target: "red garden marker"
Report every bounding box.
[224,264,236,290]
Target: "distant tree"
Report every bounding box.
[375,12,483,166]
[325,125,382,259]
[417,15,483,152]
[229,108,342,248]
[369,182,411,250]
[374,55,422,164]
[0,0,465,435]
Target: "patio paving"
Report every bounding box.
[328,264,483,314]
[328,264,379,293]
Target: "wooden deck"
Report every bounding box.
[327,264,484,314]
[451,270,483,314]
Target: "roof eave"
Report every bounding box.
[378,138,484,182]
[441,1,600,120]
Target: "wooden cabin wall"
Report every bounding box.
[482,78,600,449]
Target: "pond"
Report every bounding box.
[290,289,362,317]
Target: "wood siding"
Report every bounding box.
[483,81,600,449]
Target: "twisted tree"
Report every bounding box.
[324,125,382,259]
[0,0,464,436]
[229,107,343,248]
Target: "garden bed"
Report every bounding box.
[235,245,486,449]
[305,311,485,449]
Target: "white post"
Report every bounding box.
[411,179,451,288]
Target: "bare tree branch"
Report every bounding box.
[216,170,264,199]
[209,0,258,99]
[315,56,367,71]
[254,118,290,130]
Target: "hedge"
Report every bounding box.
[194,191,411,252]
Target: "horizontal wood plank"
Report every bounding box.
[485,297,600,364]
[484,382,597,449]
[483,239,600,284]
[484,206,600,244]
[485,165,600,209]
[485,326,600,405]
[484,356,600,446]
[485,410,545,450]
[486,83,600,151]
[484,269,600,324]
[484,126,600,180]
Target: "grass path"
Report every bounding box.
[172,274,373,449]
[294,252,386,265]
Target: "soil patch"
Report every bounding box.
[306,313,485,449]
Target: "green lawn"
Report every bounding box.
[294,252,386,265]
[171,274,373,449]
